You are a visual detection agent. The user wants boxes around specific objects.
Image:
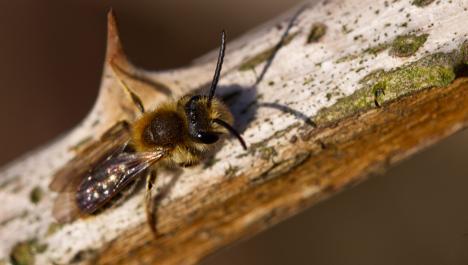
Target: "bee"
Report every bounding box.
[49,29,247,235]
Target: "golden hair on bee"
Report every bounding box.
[50,28,246,237]
[127,31,244,168]
[130,94,234,167]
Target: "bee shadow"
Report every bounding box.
[149,4,311,224]
[218,84,316,134]
[257,102,316,127]
[212,5,310,135]
[218,84,259,133]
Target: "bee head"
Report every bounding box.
[184,95,220,144]
[184,31,247,150]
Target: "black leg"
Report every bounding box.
[145,170,158,237]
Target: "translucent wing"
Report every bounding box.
[53,150,165,223]
[49,121,130,192]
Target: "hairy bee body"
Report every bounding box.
[50,24,246,235]
[131,96,233,167]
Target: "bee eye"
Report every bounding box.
[195,131,219,144]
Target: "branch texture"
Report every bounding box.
[0,0,467,264]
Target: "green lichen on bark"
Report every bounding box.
[10,242,34,265]
[412,0,436,7]
[258,146,278,161]
[29,186,43,204]
[239,33,298,71]
[10,240,47,265]
[336,33,429,63]
[235,122,301,159]
[364,42,391,56]
[461,41,468,64]
[46,222,63,237]
[335,53,360,63]
[389,33,429,57]
[224,165,240,178]
[315,43,467,125]
[306,23,327,43]
[336,42,390,64]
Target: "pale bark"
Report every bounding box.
[1,0,468,264]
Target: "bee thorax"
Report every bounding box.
[143,111,185,148]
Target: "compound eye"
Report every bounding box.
[196,131,219,144]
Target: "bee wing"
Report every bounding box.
[49,122,130,192]
[52,150,166,223]
[52,192,82,223]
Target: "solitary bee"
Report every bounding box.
[49,29,246,235]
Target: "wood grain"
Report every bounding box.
[94,78,468,265]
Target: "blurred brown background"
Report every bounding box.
[0,1,467,265]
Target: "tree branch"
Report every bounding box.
[1,0,467,264]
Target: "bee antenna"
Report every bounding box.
[207,30,226,108]
[213,118,247,150]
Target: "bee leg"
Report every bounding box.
[109,61,146,114]
[145,170,158,237]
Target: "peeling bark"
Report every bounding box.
[1,0,467,264]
